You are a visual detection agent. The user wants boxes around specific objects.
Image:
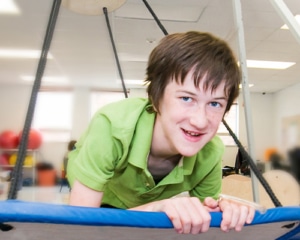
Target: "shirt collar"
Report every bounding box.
[127,110,155,169]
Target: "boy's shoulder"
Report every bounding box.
[94,98,152,128]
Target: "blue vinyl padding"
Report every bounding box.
[0,200,299,228]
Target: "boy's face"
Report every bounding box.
[152,70,228,157]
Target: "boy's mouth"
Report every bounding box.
[183,129,201,137]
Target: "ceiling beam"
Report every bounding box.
[269,0,300,45]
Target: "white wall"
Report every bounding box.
[274,82,300,156]
[0,85,31,131]
[248,92,276,161]
[71,86,91,139]
[0,84,298,175]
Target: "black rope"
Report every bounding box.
[142,0,169,36]
[103,7,128,98]
[141,0,282,207]
[7,0,62,200]
[222,119,282,207]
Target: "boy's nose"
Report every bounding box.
[189,106,208,129]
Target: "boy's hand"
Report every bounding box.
[131,196,255,234]
[216,196,255,232]
[131,197,211,234]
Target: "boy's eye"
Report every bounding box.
[181,97,192,102]
[210,102,221,108]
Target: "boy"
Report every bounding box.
[67,31,254,234]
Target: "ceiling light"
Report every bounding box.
[0,49,53,59]
[246,60,295,69]
[0,0,20,14]
[21,76,69,83]
[116,79,148,86]
[239,83,254,89]
[281,15,300,29]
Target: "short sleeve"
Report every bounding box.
[67,113,121,191]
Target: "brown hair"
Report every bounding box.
[145,31,240,113]
[68,140,77,151]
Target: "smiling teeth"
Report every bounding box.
[186,130,200,136]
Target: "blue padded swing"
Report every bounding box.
[0,200,300,239]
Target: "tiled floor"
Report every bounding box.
[0,183,70,204]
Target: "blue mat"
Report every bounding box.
[0,200,299,240]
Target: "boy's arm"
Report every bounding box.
[69,180,103,207]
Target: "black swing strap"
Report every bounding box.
[7,0,62,200]
[103,7,128,98]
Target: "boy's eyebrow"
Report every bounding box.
[176,90,198,96]
[177,90,228,100]
[212,96,228,101]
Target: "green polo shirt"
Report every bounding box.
[67,98,224,209]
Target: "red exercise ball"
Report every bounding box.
[0,153,10,165]
[19,129,43,149]
[0,153,12,171]
[0,130,19,149]
[0,153,12,170]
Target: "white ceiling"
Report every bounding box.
[1,0,300,93]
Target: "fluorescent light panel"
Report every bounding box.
[117,79,146,85]
[281,15,300,29]
[239,83,254,89]
[0,0,20,14]
[0,49,53,59]
[21,76,69,83]
[246,60,295,69]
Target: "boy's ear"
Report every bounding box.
[149,96,158,113]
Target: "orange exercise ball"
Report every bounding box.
[19,129,43,149]
[0,130,19,149]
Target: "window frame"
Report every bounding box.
[217,102,239,146]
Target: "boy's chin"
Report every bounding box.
[179,149,200,157]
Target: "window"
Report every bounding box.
[32,91,73,142]
[217,103,239,146]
